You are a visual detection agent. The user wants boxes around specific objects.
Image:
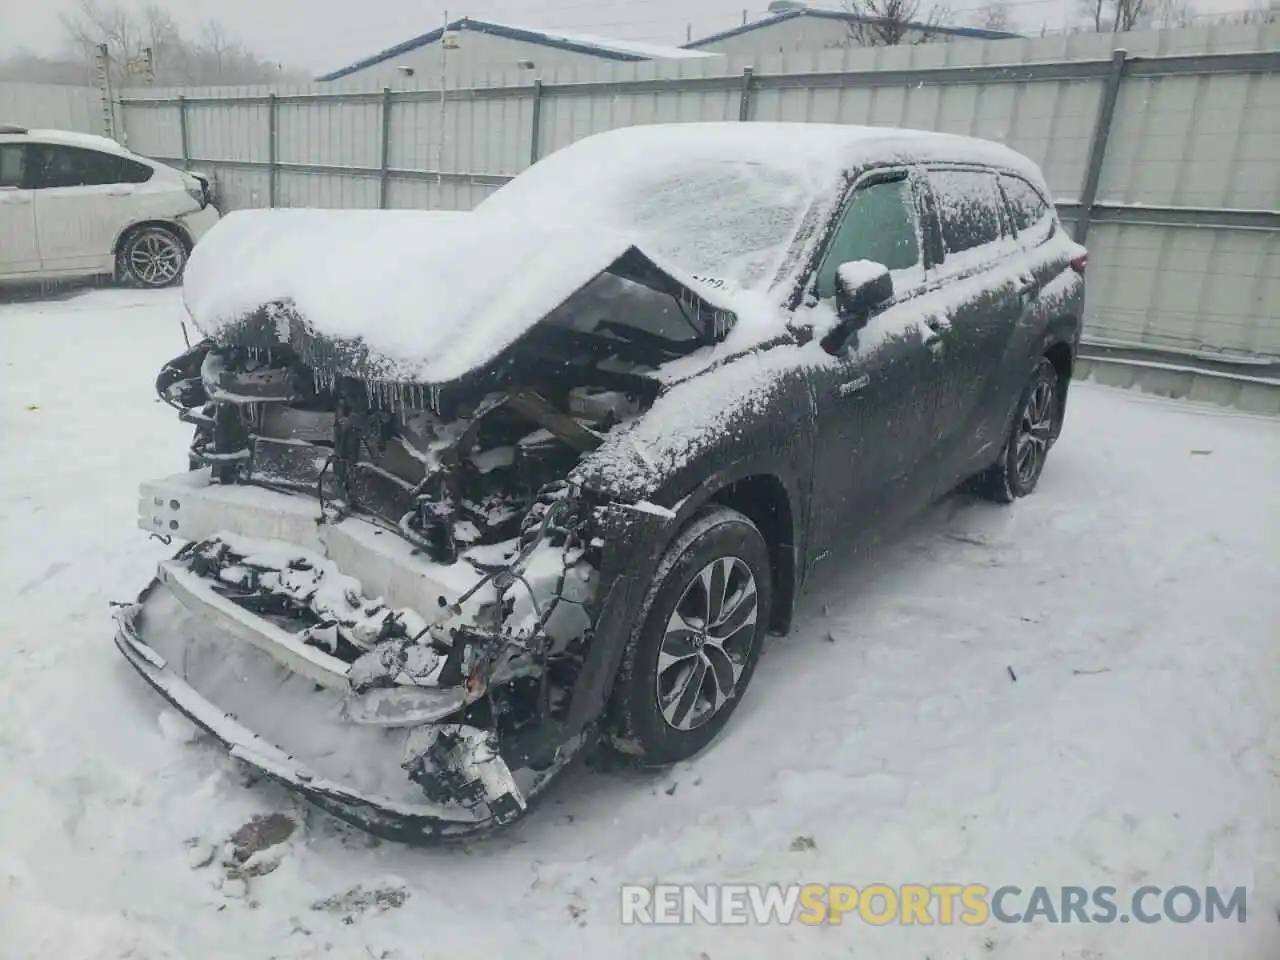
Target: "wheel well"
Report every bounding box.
[114,220,193,261]
[1044,340,1074,436]
[1044,341,1073,385]
[710,475,796,634]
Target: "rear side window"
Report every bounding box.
[0,144,24,188]
[814,178,921,300]
[929,169,1005,260]
[120,156,155,183]
[28,144,151,188]
[1001,174,1053,242]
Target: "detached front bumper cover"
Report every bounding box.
[113,590,528,842]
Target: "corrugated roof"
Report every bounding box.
[683,6,1021,49]
[317,17,714,82]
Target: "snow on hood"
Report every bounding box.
[183,208,740,385]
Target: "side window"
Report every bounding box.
[929,169,1005,262]
[0,144,25,188]
[1000,174,1053,244]
[120,157,154,184]
[29,145,126,189]
[814,177,921,300]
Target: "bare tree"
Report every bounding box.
[1216,2,1277,22]
[1151,0,1197,27]
[977,0,1014,31]
[57,0,296,86]
[1079,0,1149,32]
[841,0,955,46]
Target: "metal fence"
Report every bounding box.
[26,25,1280,358]
[0,82,108,135]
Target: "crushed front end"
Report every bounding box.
[115,272,728,838]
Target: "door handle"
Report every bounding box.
[0,194,31,205]
[106,186,134,197]
[837,374,870,397]
[923,317,945,350]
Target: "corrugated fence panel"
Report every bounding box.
[387,178,499,211]
[204,167,272,211]
[1104,70,1280,210]
[1086,224,1279,355]
[186,98,269,163]
[277,171,379,209]
[0,83,103,134]
[120,103,183,159]
[110,25,1279,357]
[277,97,381,168]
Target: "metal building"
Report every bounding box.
[684,1,1020,56]
[317,17,717,85]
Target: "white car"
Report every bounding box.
[0,125,220,288]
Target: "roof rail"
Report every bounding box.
[0,123,29,134]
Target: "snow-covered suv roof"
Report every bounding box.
[0,127,136,157]
[185,122,1053,386]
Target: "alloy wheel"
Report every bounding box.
[1014,379,1055,485]
[129,231,184,286]
[655,556,759,731]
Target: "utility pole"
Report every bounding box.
[95,42,116,139]
[438,8,449,186]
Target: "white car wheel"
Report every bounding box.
[122,227,187,289]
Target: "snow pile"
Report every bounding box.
[2,288,1279,960]
[0,887,180,960]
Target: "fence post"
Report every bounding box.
[267,93,278,208]
[379,87,393,208]
[738,66,755,122]
[529,78,544,167]
[1075,48,1127,245]
[177,95,190,170]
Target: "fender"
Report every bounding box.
[561,450,809,738]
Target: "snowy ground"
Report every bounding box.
[1,287,1277,960]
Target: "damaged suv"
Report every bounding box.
[115,122,1086,841]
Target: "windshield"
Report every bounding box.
[478,157,817,292]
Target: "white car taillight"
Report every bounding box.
[184,175,209,209]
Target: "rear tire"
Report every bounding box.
[972,357,1059,503]
[120,225,188,289]
[609,506,772,765]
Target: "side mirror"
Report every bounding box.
[835,260,893,317]
[821,261,893,355]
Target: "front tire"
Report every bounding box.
[120,226,188,289]
[609,506,772,765]
[972,357,1060,503]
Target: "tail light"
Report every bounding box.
[1069,252,1088,274]
[184,174,210,210]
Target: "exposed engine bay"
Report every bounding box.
[118,264,732,838]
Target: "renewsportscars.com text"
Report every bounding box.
[620,884,1248,926]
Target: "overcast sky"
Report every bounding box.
[0,0,1257,72]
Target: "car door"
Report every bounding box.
[0,143,38,276]
[920,167,1024,486]
[29,143,140,273]
[806,168,940,565]
[1001,172,1074,338]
